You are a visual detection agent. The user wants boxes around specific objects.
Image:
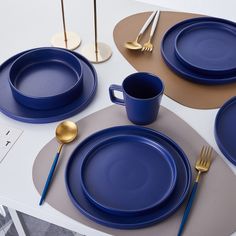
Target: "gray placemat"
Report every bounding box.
[32,105,236,236]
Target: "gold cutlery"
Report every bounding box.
[39,121,78,205]
[124,11,157,50]
[177,146,213,236]
[142,10,160,52]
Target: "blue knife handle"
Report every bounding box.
[177,182,198,236]
[39,152,60,205]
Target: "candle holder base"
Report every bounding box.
[81,42,112,63]
[51,32,81,50]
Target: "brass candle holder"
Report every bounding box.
[81,0,112,63]
[51,0,81,50]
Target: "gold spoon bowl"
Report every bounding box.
[124,38,142,50]
[39,121,78,205]
[56,120,78,144]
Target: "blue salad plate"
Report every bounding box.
[0,47,97,123]
[65,126,192,229]
[174,21,236,76]
[80,134,177,216]
[161,17,236,84]
[215,96,236,166]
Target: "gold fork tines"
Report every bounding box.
[142,40,153,52]
[195,146,213,182]
[177,146,213,236]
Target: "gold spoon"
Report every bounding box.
[124,11,157,50]
[125,36,143,50]
[39,121,78,205]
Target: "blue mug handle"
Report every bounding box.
[109,85,125,106]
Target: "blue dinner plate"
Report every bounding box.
[65,126,192,229]
[215,96,236,166]
[175,21,236,76]
[161,17,236,84]
[80,134,177,216]
[0,48,97,123]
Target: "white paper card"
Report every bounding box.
[0,125,23,163]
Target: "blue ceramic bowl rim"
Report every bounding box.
[9,47,83,100]
[122,72,164,101]
[174,21,236,74]
[79,134,178,215]
[0,48,98,123]
[65,125,192,228]
[214,96,236,166]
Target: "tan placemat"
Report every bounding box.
[32,105,236,236]
[113,11,236,109]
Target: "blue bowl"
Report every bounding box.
[9,47,83,110]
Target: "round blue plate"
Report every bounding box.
[80,134,177,216]
[65,126,192,229]
[0,48,97,123]
[215,96,236,166]
[175,21,236,76]
[161,17,236,84]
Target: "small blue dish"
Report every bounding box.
[215,96,236,166]
[161,17,236,84]
[175,21,236,76]
[65,126,192,229]
[9,48,83,110]
[80,134,177,216]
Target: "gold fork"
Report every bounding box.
[142,11,160,52]
[177,146,213,236]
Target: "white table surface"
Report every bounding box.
[138,0,236,22]
[0,0,235,235]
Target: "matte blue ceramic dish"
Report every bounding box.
[9,48,83,110]
[215,96,236,166]
[0,48,97,123]
[161,17,236,84]
[80,134,177,216]
[175,21,236,76]
[65,126,192,229]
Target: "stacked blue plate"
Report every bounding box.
[161,17,236,84]
[215,96,236,166]
[65,126,192,229]
[0,47,97,123]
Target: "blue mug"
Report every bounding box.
[109,72,164,125]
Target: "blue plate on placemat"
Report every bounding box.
[65,126,192,229]
[175,21,236,76]
[0,48,97,123]
[161,17,236,84]
[80,134,177,216]
[215,97,236,166]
